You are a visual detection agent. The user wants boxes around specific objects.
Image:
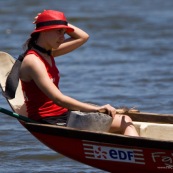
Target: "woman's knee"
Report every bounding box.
[122,115,133,123]
[110,114,133,133]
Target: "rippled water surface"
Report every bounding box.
[1,0,173,172]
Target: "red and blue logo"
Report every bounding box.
[83,140,145,164]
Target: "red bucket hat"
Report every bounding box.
[31,10,74,36]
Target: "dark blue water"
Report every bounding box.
[1,0,173,172]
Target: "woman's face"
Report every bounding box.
[43,28,66,49]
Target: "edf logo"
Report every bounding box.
[83,141,145,165]
[109,149,134,161]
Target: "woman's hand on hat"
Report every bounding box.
[98,104,116,118]
[33,13,41,24]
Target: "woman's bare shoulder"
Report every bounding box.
[20,54,46,81]
[22,54,45,69]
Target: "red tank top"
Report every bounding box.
[21,50,68,120]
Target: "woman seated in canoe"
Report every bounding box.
[8,10,139,136]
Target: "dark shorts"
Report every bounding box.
[39,111,70,126]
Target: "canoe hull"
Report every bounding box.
[25,122,173,173]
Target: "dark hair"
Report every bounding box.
[23,33,40,52]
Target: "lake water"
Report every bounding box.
[0,0,173,172]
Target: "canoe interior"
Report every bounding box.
[0,51,173,142]
[133,121,173,141]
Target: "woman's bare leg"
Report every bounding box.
[109,114,139,136]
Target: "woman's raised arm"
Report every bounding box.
[52,24,89,57]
